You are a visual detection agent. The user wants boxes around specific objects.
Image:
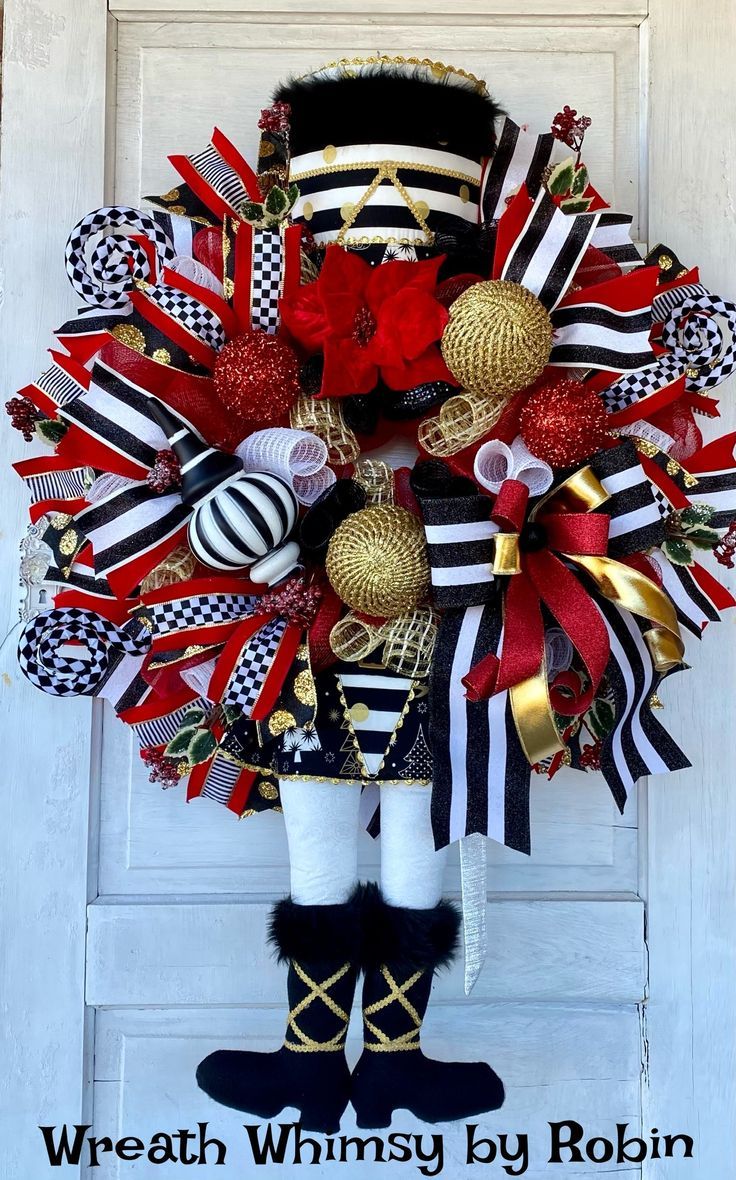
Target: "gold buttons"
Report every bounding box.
[350,702,370,723]
[302,201,314,221]
[340,201,356,222]
[414,200,430,220]
[459,184,470,203]
[323,144,337,163]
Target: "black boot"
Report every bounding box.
[196,887,363,1133]
[351,887,505,1128]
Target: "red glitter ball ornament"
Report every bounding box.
[520,378,610,468]
[213,330,301,424]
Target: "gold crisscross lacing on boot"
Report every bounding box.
[284,961,351,1053]
[363,966,423,1052]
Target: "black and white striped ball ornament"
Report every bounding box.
[188,471,298,573]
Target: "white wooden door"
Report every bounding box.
[1,3,734,1178]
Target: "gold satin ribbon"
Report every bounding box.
[489,465,685,765]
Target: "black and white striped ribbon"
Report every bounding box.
[480,117,555,222]
[18,607,150,704]
[131,696,211,751]
[183,140,250,214]
[74,481,190,580]
[430,604,532,853]
[32,359,87,409]
[65,206,175,310]
[60,359,166,472]
[590,442,668,557]
[500,189,601,310]
[591,212,642,271]
[650,548,721,638]
[22,465,92,505]
[420,494,497,608]
[591,597,690,812]
[337,668,416,778]
[550,300,655,372]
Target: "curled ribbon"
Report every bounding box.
[330,608,438,679]
[18,607,151,698]
[462,468,685,765]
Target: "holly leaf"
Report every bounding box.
[561,196,594,214]
[662,537,694,566]
[680,503,715,528]
[164,726,199,758]
[571,164,589,195]
[178,707,207,729]
[594,699,615,736]
[265,186,289,217]
[685,526,721,550]
[240,200,265,223]
[35,418,68,446]
[286,182,300,209]
[187,728,217,766]
[548,158,575,196]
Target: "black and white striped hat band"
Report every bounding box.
[290,143,481,246]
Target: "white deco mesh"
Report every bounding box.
[473,434,554,497]
[236,427,335,505]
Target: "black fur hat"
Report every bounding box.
[275,67,503,162]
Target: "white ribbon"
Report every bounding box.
[474,434,554,496]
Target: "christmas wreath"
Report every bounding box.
[8,57,736,1131]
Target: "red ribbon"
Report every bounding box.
[462,478,612,710]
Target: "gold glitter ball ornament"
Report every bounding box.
[326,506,430,619]
[440,279,553,401]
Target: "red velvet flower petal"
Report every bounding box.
[365,255,444,315]
[320,336,378,398]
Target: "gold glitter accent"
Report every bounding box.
[441,279,553,399]
[302,201,314,221]
[151,348,171,365]
[666,459,680,476]
[301,56,488,96]
[683,472,699,489]
[259,140,276,158]
[293,668,317,706]
[658,254,673,270]
[168,205,186,216]
[686,367,700,379]
[649,692,664,709]
[459,183,470,203]
[269,709,296,736]
[58,528,79,556]
[134,278,151,292]
[138,615,153,631]
[414,200,430,220]
[48,512,72,529]
[223,277,235,299]
[258,780,279,800]
[350,702,370,723]
[240,807,257,819]
[111,323,146,352]
[160,188,180,202]
[291,158,478,187]
[296,644,309,660]
[323,144,337,163]
[326,505,429,618]
[561,748,573,766]
[633,438,659,458]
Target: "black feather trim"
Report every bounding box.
[268,884,367,964]
[360,882,460,973]
[275,71,503,161]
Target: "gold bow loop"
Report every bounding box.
[329,608,438,679]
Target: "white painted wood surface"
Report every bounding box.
[1,1,734,1176]
[0,3,108,1179]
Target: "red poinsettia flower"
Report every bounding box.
[280,246,455,397]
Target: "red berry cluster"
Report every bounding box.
[551,105,592,154]
[258,101,291,135]
[715,520,736,569]
[141,746,182,787]
[260,577,322,628]
[579,739,603,770]
[146,449,181,493]
[6,395,43,442]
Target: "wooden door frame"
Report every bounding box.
[1,2,733,1176]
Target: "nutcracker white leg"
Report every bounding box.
[379,783,449,908]
[279,777,362,904]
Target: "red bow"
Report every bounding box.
[462,478,611,714]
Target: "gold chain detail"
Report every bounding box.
[284,962,351,1054]
[290,159,478,184]
[363,967,423,1052]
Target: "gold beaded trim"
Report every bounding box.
[335,676,417,779]
[299,55,488,95]
[290,159,479,185]
[363,966,423,1052]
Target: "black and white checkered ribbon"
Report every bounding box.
[142,282,226,352]
[18,607,151,698]
[251,228,283,334]
[65,206,175,310]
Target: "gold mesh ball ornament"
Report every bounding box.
[440,279,554,403]
[326,506,430,619]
